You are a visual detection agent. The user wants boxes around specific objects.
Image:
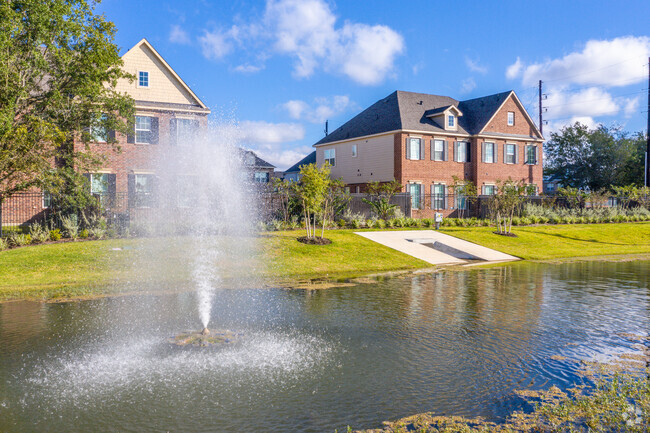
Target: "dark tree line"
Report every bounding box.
[545,122,647,190]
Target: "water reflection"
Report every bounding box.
[0,260,649,433]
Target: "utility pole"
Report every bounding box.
[539,80,543,136]
[646,58,650,187]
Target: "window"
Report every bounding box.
[408,183,422,209]
[448,114,455,128]
[90,173,109,195]
[483,142,495,163]
[455,192,467,210]
[432,184,446,210]
[135,116,152,144]
[138,71,149,87]
[455,141,470,162]
[173,118,198,145]
[324,148,336,166]
[432,139,445,161]
[133,174,154,207]
[90,114,108,142]
[505,144,517,164]
[507,111,515,126]
[408,137,421,160]
[254,172,270,183]
[525,145,537,165]
[528,184,538,196]
[482,185,496,195]
[351,144,357,157]
[42,191,51,208]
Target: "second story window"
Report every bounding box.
[483,142,495,163]
[324,148,336,166]
[525,145,538,165]
[505,144,517,164]
[448,114,455,128]
[407,137,422,160]
[507,111,515,126]
[90,173,108,195]
[351,144,357,157]
[135,116,152,144]
[432,139,445,161]
[254,172,270,183]
[455,141,470,162]
[139,71,149,87]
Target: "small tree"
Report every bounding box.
[362,179,402,220]
[320,178,349,238]
[488,179,533,235]
[557,186,586,210]
[612,185,635,209]
[450,176,477,218]
[271,177,293,222]
[295,163,330,239]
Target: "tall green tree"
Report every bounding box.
[0,0,134,201]
[545,122,643,189]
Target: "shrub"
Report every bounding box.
[376,219,386,229]
[29,223,50,243]
[49,229,62,241]
[9,233,31,247]
[79,229,90,239]
[105,228,118,239]
[406,218,420,227]
[386,219,395,228]
[89,225,107,239]
[366,219,376,228]
[60,215,79,240]
[0,237,8,251]
[337,219,347,228]
[351,218,362,229]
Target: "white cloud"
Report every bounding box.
[198,29,233,60]
[233,64,264,73]
[169,25,191,45]
[507,36,650,132]
[265,0,404,84]
[465,56,487,74]
[238,120,305,145]
[282,95,353,123]
[460,77,476,94]
[506,57,523,80]
[507,36,650,87]
[624,97,640,117]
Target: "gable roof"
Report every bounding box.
[285,151,316,173]
[122,38,210,112]
[314,90,540,146]
[240,149,275,169]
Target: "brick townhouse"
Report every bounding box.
[313,90,544,218]
[2,38,211,226]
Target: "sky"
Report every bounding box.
[96,0,650,170]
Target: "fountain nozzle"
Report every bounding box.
[201,327,210,335]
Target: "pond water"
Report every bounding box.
[1,260,649,432]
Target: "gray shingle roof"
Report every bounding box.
[284,150,316,174]
[314,90,516,146]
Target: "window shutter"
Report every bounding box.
[453,141,458,162]
[107,130,116,142]
[430,139,434,160]
[82,173,91,191]
[430,184,435,209]
[150,117,159,144]
[443,141,449,161]
[534,146,538,165]
[504,144,507,163]
[169,119,177,146]
[108,174,116,199]
[405,137,411,160]
[419,139,425,160]
[494,143,498,163]
[444,185,448,209]
[482,142,486,162]
[127,174,135,208]
[127,118,135,144]
[466,143,471,162]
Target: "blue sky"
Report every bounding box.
[97,0,650,169]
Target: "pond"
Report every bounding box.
[1,260,649,432]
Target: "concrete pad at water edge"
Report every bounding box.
[354,230,519,265]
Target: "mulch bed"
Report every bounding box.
[493,231,518,237]
[296,236,332,245]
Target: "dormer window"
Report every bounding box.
[138,71,149,88]
[448,114,455,128]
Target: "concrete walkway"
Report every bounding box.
[355,230,519,265]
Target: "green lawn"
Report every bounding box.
[441,222,650,260]
[2,223,650,301]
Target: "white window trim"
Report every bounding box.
[456,141,469,163]
[137,71,150,88]
[324,148,336,167]
[135,115,152,144]
[482,184,496,196]
[407,136,422,160]
[351,144,358,158]
[433,139,445,161]
[525,145,538,165]
[484,141,495,163]
[505,143,517,164]
[408,182,423,209]
[507,111,515,126]
[432,183,446,210]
